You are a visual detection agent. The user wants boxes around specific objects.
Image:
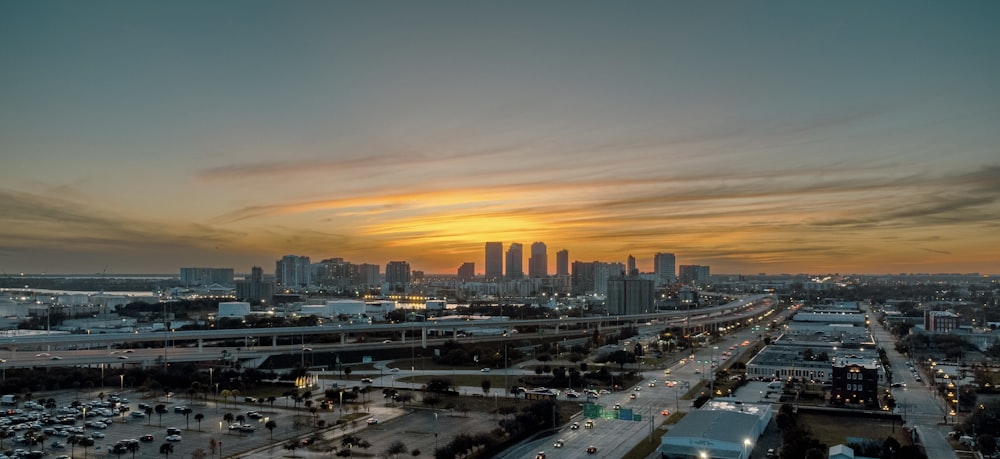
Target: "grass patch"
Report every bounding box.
[800,413,909,447]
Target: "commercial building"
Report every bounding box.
[180,267,234,287]
[276,255,312,288]
[457,262,475,282]
[556,249,569,277]
[829,355,881,408]
[657,400,772,459]
[678,265,711,285]
[529,242,548,278]
[924,310,960,333]
[654,252,676,285]
[235,266,274,303]
[607,277,654,315]
[385,261,411,286]
[484,242,503,281]
[505,243,523,280]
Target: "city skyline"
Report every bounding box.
[2,1,999,275]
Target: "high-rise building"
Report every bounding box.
[571,261,624,295]
[275,255,311,288]
[485,242,503,281]
[556,249,569,277]
[355,263,381,286]
[678,265,711,285]
[385,261,411,286]
[654,252,676,285]
[235,266,274,303]
[180,267,235,287]
[607,277,655,315]
[457,262,475,282]
[529,242,548,278]
[626,255,637,276]
[505,243,523,280]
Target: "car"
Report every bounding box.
[553,439,564,448]
[534,453,546,459]
[366,418,379,425]
[35,353,50,357]
[587,446,598,454]
[50,356,63,360]
[55,456,71,459]
[649,382,657,387]
[570,422,580,430]
[167,428,181,436]
[890,382,905,388]
[91,432,105,439]
[124,349,134,353]
[613,404,622,410]
[166,435,182,442]
[301,347,312,351]
[247,411,264,419]
[382,340,392,344]
[140,435,154,442]
[300,437,317,446]
[173,406,188,413]
[629,393,637,399]
[584,420,594,429]
[634,386,641,391]
[360,378,373,384]
[239,425,255,433]
[50,442,65,449]
[389,368,399,373]
[766,448,777,458]
[116,356,129,360]
[480,368,491,372]
[661,409,671,416]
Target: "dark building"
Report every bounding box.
[830,357,880,408]
[235,266,274,304]
[180,267,234,287]
[457,262,475,282]
[385,261,410,286]
[505,243,523,279]
[529,242,548,278]
[556,249,569,277]
[485,242,503,281]
[607,277,655,315]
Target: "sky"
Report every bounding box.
[1,1,999,276]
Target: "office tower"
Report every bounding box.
[356,263,381,286]
[180,267,235,287]
[275,255,311,288]
[529,242,548,278]
[485,242,503,281]
[607,277,655,315]
[457,262,475,282]
[571,261,624,296]
[626,255,636,277]
[556,249,569,276]
[505,243,524,280]
[385,261,411,286]
[678,265,711,284]
[235,266,274,303]
[654,252,676,285]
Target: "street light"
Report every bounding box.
[743,438,751,459]
[119,374,124,391]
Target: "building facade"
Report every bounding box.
[529,242,548,278]
[485,242,503,281]
[180,267,234,287]
[654,252,676,285]
[556,249,569,277]
[457,262,475,282]
[275,255,311,288]
[607,277,655,315]
[505,243,523,280]
[829,357,880,407]
[385,261,411,286]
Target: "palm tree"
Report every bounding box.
[80,436,95,459]
[159,442,174,459]
[194,413,205,431]
[229,389,240,408]
[126,441,140,459]
[283,440,300,458]
[219,389,231,408]
[155,404,167,426]
[234,415,245,436]
[181,407,192,430]
[265,420,277,441]
[145,406,154,425]
[223,413,234,434]
[68,434,82,457]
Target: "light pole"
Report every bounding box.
[119,374,124,391]
[743,438,751,459]
[434,412,439,452]
[710,346,718,396]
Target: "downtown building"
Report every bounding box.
[484,242,504,282]
[276,255,312,288]
[179,267,235,287]
[235,266,274,304]
[505,243,523,280]
[654,252,676,285]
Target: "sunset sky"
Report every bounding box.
[2,1,999,275]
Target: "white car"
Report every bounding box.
[480,368,491,372]
[166,435,182,442]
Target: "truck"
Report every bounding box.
[1,394,16,405]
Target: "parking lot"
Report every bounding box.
[2,389,394,459]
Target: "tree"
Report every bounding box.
[181,407,193,430]
[191,448,206,459]
[344,366,352,379]
[159,442,174,459]
[265,420,277,441]
[126,441,140,459]
[144,406,154,425]
[481,380,491,395]
[386,440,407,458]
[223,413,234,433]
[155,404,167,426]
[194,413,204,431]
[80,437,95,459]
[284,440,300,457]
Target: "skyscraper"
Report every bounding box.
[485,242,503,281]
[626,255,637,276]
[556,249,569,277]
[385,261,411,285]
[276,255,311,288]
[654,252,676,285]
[529,242,548,278]
[505,243,523,279]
